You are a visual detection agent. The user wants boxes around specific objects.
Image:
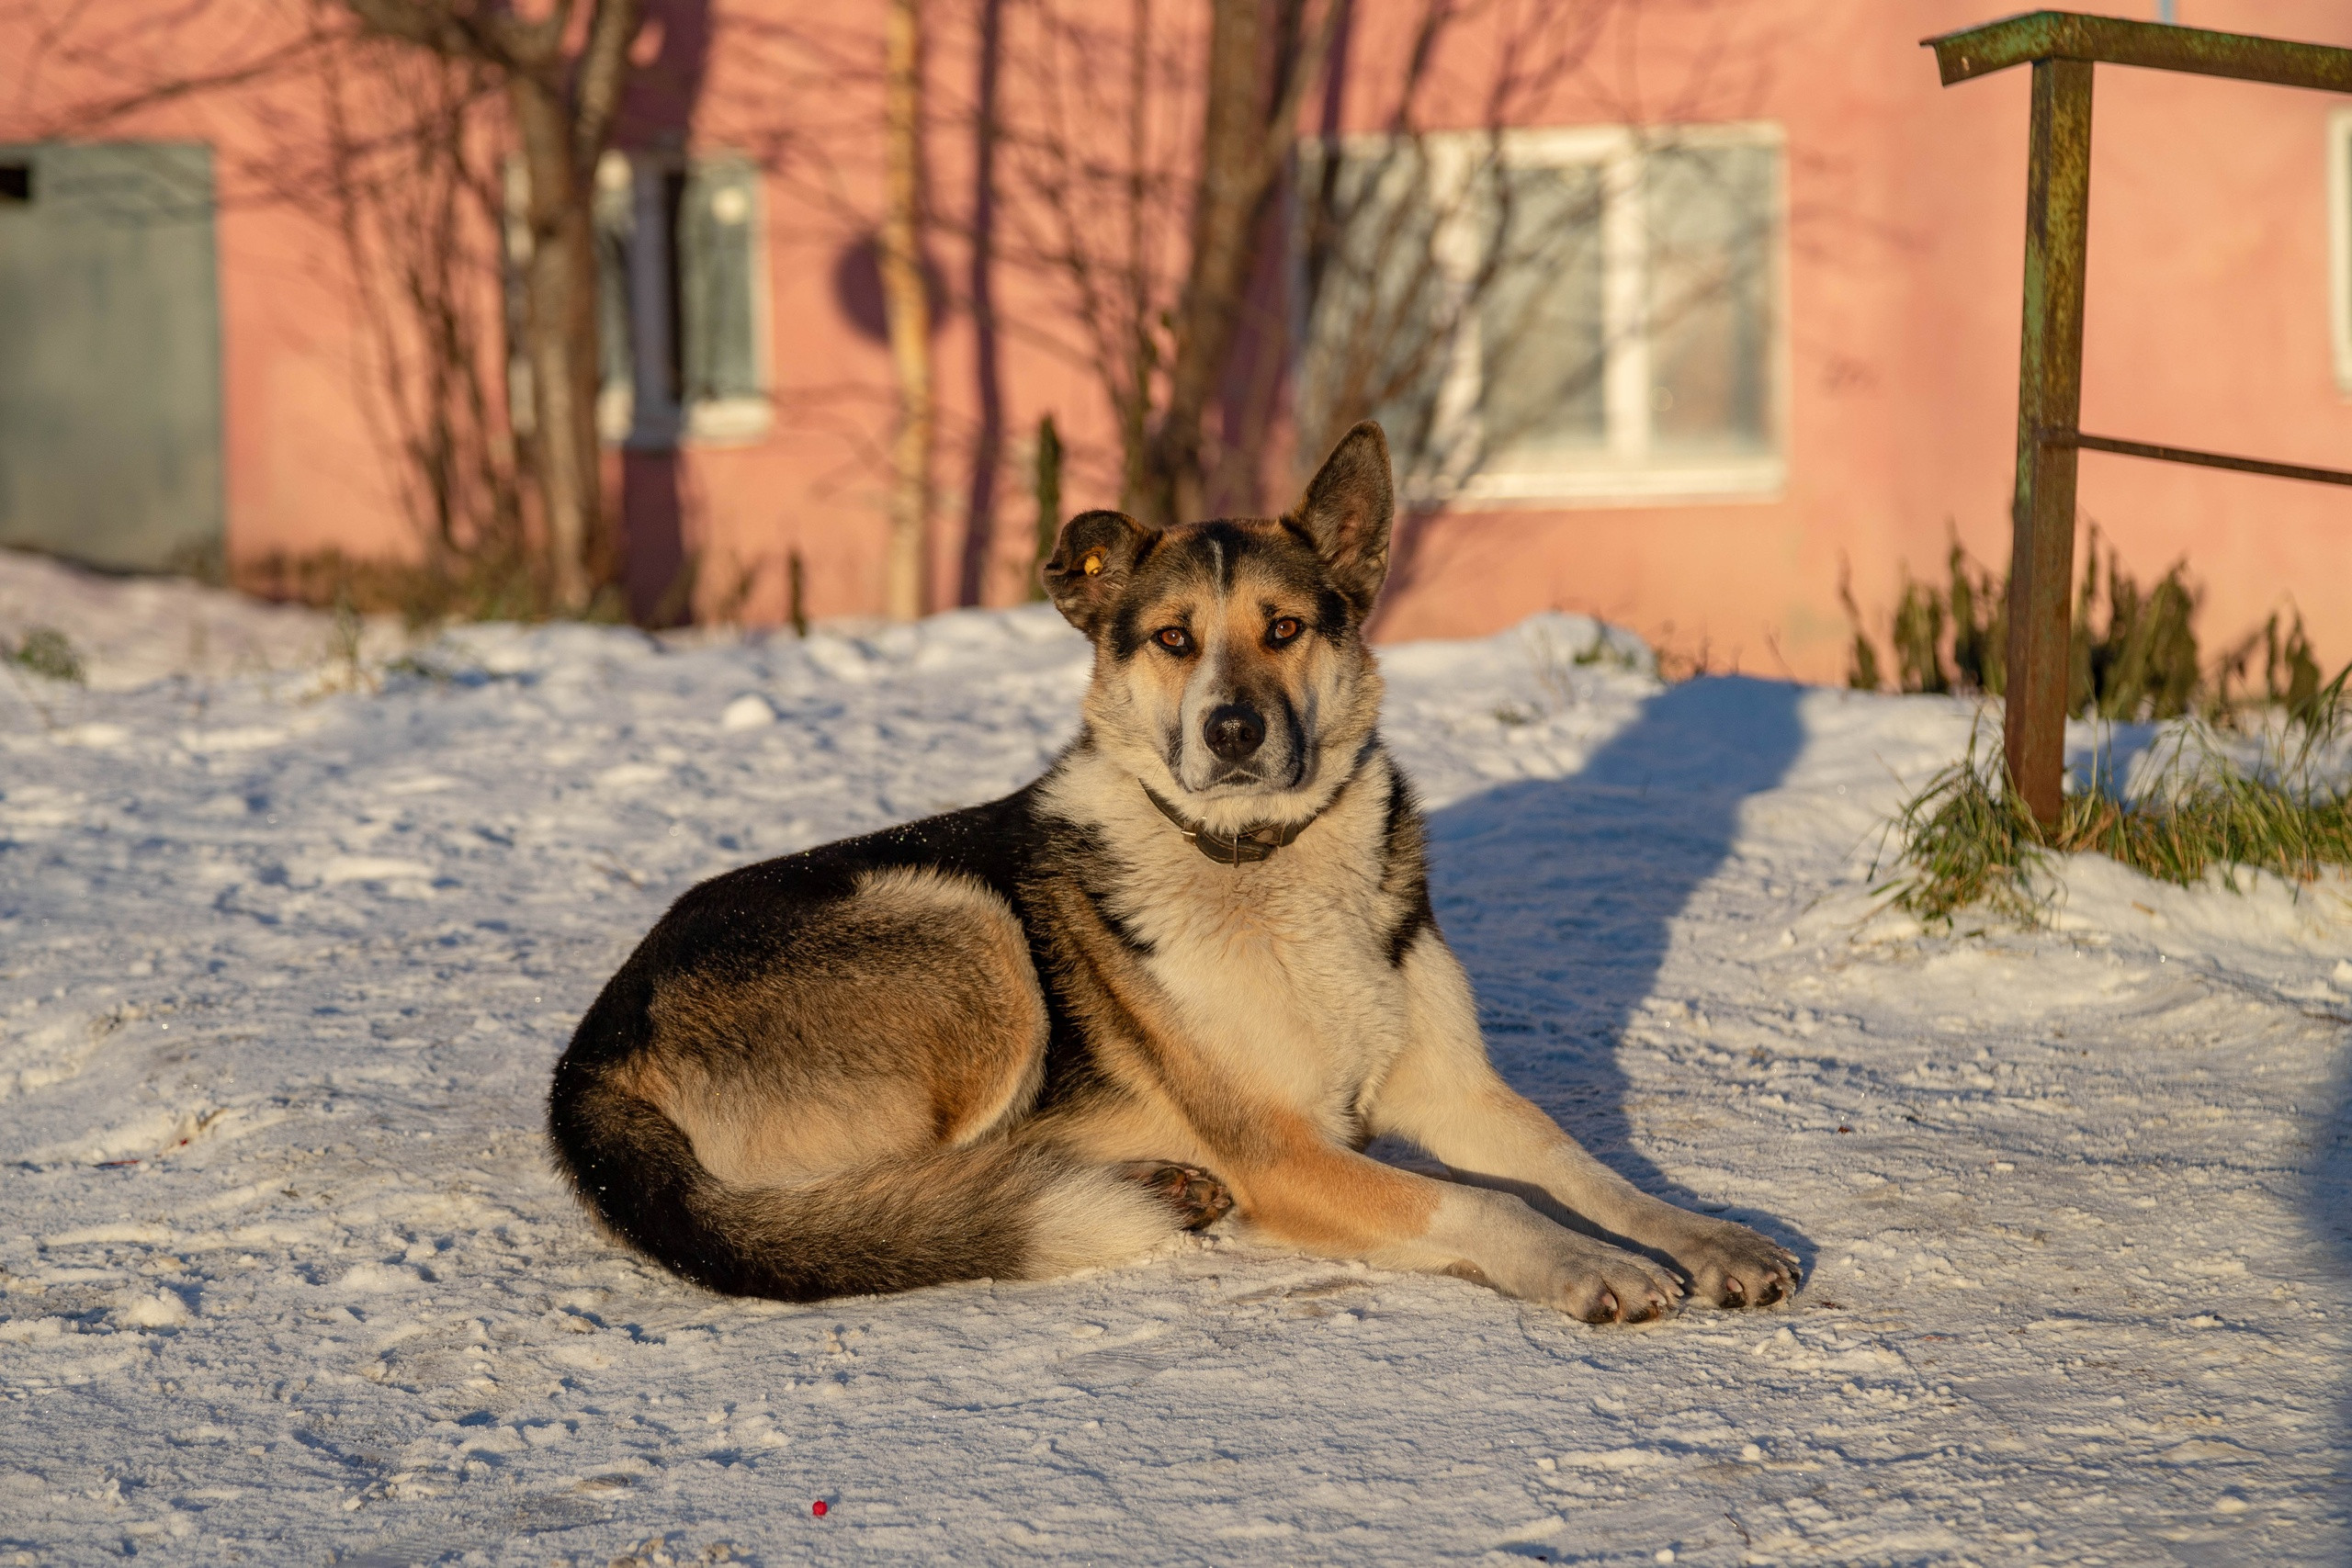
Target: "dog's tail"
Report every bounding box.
[547,1055,1176,1301]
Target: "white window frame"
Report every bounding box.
[508,150,775,450]
[2328,108,2352,394]
[1315,121,1789,508]
[678,152,775,446]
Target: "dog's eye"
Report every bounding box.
[1268,617,1303,645]
[1155,626,1193,654]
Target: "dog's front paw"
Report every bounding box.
[1663,1216,1799,1309]
[1510,1235,1685,1325]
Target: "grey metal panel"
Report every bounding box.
[0,141,224,572]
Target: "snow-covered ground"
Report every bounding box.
[3,548,2347,1566]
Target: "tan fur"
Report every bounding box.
[1021,1163,1193,1277]
[644,868,1046,1186]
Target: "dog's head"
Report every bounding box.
[1042,423,1394,825]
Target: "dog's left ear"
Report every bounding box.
[1042,509,1157,637]
[1290,422,1395,615]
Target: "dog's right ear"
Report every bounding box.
[1042,509,1156,637]
[1290,422,1395,618]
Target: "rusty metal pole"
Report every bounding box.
[1928,16,2352,818]
[2004,57,2094,830]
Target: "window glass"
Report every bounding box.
[1295,127,1781,499]
[591,157,636,405]
[1477,163,1606,460]
[1295,145,1449,467]
[539,150,766,437]
[682,156,762,403]
[1645,142,1773,454]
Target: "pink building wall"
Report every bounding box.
[1359,0,2352,680]
[6,0,2349,682]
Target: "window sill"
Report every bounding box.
[598,395,775,450]
[1433,456,1786,509]
[685,399,773,446]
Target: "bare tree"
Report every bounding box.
[1129,0,1333,527]
[315,39,527,597]
[978,0,1793,563]
[338,0,642,612]
[956,0,1007,608]
[989,0,1310,527]
[880,0,934,621]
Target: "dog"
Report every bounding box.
[548,422,1797,1322]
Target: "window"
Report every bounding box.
[508,149,771,448]
[2330,109,2352,394]
[1299,124,1785,505]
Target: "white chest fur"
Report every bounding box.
[1111,776,1411,1134]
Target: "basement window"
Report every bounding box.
[0,163,30,203]
[1298,124,1786,507]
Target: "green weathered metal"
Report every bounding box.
[1928,10,2352,94]
[2052,431,2352,490]
[1924,11,2352,828]
[2005,56,2093,829]
[0,142,224,573]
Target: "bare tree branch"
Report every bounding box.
[22,26,347,132]
[572,0,641,171]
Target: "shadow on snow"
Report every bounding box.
[1421,674,1813,1269]
[2310,1029,2352,1478]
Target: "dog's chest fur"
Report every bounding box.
[1079,758,1419,1134]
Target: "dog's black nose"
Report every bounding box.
[1204,703,1265,761]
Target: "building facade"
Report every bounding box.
[3,0,2348,682]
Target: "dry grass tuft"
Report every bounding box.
[1843,529,2331,726]
[6,625,86,684]
[1878,673,2352,928]
[233,547,627,629]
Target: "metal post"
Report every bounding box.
[2004,57,2094,829]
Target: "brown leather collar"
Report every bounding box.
[1140,781,1317,866]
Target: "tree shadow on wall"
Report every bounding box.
[1420,675,1812,1262]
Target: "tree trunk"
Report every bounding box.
[881,0,933,622]
[511,73,603,613]
[1134,0,1268,528]
[956,0,1005,608]
[1135,0,1314,529]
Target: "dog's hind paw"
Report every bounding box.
[1120,1162,1234,1231]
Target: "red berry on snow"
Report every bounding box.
[812,1501,828,1517]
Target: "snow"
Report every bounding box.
[2,548,2348,1566]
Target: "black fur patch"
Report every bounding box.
[1377,762,1437,966]
[1062,822,1155,959]
[1314,586,1353,639]
[1108,601,1151,661]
